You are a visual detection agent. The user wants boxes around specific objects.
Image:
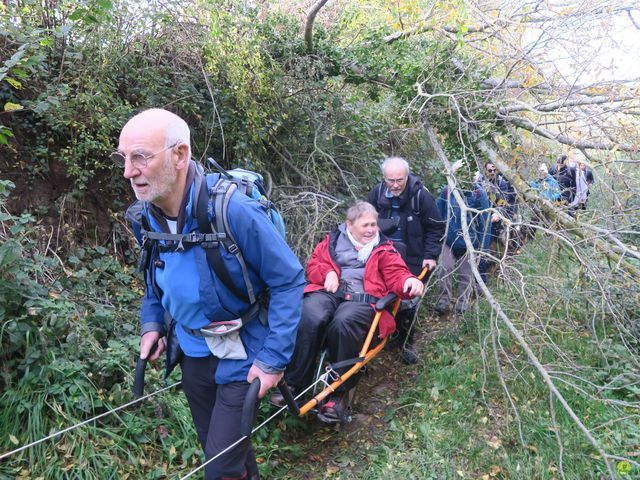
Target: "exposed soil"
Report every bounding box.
[1,156,135,257]
[265,311,460,479]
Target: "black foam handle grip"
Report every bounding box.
[132,342,159,399]
[375,293,397,311]
[240,379,261,438]
[278,380,300,416]
[133,357,147,398]
[375,266,433,311]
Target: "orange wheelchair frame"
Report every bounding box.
[274,267,430,419]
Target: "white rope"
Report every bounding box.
[181,310,402,478]
[0,380,182,461]
[179,379,325,480]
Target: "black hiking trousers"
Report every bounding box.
[285,291,375,393]
[181,355,260,480]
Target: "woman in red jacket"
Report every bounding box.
[272,201,424,422]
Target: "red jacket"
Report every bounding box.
[304,228,417,337]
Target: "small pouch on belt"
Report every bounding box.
[200,319,248,360]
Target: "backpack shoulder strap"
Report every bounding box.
[140,207,151,232]
[196,174,253,304]
[411,187,422,216]
[212,178,257,304]
[134,203,165,302]
[376,183,385,207]
[125,200,145,244]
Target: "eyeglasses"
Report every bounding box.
[486,168,496,173]
[384,176,407,185]
[111,142,179,169]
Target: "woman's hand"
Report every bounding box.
[403,277,424,297]
[324,271,339,293]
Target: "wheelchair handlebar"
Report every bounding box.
[241,378,300,437]
[241,379,261,438]
[277,380,300,416]
[132,341,159,399]
[375,293,397,311]
[132,357,147,398]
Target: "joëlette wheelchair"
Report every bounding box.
[262,264,430,425]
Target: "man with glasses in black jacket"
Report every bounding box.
[367,157,444,364]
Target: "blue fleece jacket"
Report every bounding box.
[139,166,305,384]
[435,184,492,253]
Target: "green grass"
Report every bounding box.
[0,342,201,480]
[353,321,637,479]
[252,231,639,479]
[349,236,640,480]
[2,198,638,479]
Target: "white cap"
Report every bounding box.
[538,163,548,175]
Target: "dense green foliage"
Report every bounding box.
[0,1,461,477]
[1,0,638,478]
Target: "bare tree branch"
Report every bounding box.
[627,8,640,29]
[384,19,504,44]
[305,0,330,52]
[499,115,638,152]
[500,94,640,114]
[423,116,618,479]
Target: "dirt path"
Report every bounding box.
[266,312,459,479]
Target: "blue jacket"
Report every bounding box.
[483,174,516,217]
[530,175,560,202]
[436,184,492,253]
[139,164,305,383]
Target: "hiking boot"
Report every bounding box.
[454,301,466,316]
[434,300,450,315]
[384,331,400,350]
[269,386,298,408]
[399,328,418,365]
[385,331,402,350]
[400,344,418,365]
[317,394,350,424]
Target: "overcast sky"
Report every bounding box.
[523,6,640,85]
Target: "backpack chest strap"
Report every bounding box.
[142,231,223,253]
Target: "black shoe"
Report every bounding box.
[269,386,297,408]
[400,344,418,365]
